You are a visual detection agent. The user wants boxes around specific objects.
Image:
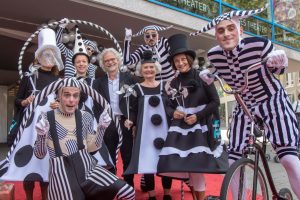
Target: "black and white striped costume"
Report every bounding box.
[34,110,135,200]
[77,76,115,169]
[56,27,97,78]
[123,37,175,81]
[208,37,299,160]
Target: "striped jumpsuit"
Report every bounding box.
[208,37,299,160]
[34,110,135,200]
[123,37,175,81]
[56,27,97,78]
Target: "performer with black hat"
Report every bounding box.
[158,34,228,200]
[192,5,300,199]
[124,50,173,200]
[123,25,175,81]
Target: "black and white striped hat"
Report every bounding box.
[61,77,80,88]
[190,4,268,36]
[133,25,173,37]
[83,40,98,53]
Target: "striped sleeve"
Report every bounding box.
[33,113,48,159]
[56,26,76,78]
[123,39,143,66]
[83,111,104,152]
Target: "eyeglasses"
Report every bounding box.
[104,58,117,64]
[144,33,157,39]
[86,46,94,53]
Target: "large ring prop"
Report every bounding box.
[17,19,123,79]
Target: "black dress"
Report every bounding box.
[158,68,228,177]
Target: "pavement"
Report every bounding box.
[0,129,297,199]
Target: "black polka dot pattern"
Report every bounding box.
[24,173,43,182]
[153,138,164,149]
[14,145,34,167]
[79,48,83,52]
[148,96,160,107]
[151,114,162,126]
[78,42,82,46]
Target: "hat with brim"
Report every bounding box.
[190,4,268,36]
[168,34,196,62]
[35,28,64,71]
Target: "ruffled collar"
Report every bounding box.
[56,108,75,118]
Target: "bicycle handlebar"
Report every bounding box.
[209,57,269,95]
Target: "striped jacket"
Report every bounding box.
[123,37,175,81]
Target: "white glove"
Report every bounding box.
[35,114,50,136]
[120,65,128,72]
[199,69,214,85]
[266,50,288,69]
[59,18,70,29]
[125,28,132,41]
[98,110,112,129]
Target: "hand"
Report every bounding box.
[98,110,112,129]
[120,65,128,72]
[50,101,60,110]
[266,50,288,69]
[59,18,70,29]
[23,95,35,106]
[173,110,186,119]
[184,114,197,125]
[125,28,132,41]
[199,69,214,85]
[124,119,133,130]
[35,113,50,136]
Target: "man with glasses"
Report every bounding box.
[123,25,175,81]
[94,48,140,187]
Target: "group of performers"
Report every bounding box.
[0,4,299,200]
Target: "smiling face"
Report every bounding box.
[215,20,242,51]
[144,30,159,47]
[173,53,191,73]
[103,51,120,74]
[141,62,157,80]
[58,87,80,114]
[74,54,89,76]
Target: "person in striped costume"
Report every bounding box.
[56,18,99,79]
[33,78,135,200]
[123,25,175,81]
[192,5,300,199]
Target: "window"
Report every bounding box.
[285,73,294,87]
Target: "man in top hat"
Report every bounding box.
[56,18,99,78]
[123,25,175,81]
[192,5,300,199]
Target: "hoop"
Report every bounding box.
[17,19,123,79]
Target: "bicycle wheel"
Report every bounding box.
[220,158,269,200]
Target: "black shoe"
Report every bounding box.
[148,197,157,200]
[163,194,172,200]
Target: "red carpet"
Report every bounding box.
[4,156,224,199]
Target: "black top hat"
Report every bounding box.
[141,50,156,64]
[168,34,196,62]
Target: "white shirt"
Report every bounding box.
[108,73,123,116]
[292,100,300,113]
